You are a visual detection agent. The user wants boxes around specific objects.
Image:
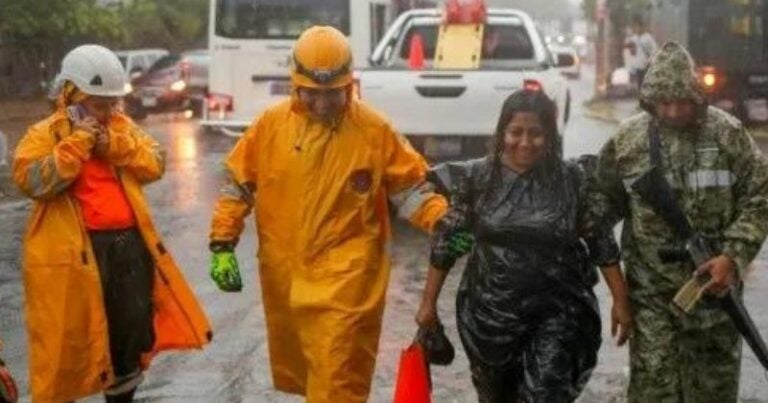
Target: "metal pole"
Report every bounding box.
[0,130,7,167]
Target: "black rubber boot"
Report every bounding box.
[104,388,136,403]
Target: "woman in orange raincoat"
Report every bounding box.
[12,45,211,402]
[208,27,449,402]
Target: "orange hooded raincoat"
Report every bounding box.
[13,109,211,402]
[210,93,447,402]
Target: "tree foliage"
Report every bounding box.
[0,0,124,46]
[0,0,208,96]
[116,0,208,50]
[0,0,208,50]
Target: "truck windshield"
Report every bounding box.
[215,0,350,39]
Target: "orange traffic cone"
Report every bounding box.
[392,342,431,403]
[408,33,425,70]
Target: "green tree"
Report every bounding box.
[117,0,208,51]
[0,0,208,96]
[0,0,126,95]
[0,0,124,41]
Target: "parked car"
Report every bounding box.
[125,49,209,120]
[114,48,169,81]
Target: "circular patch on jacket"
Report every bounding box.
[350,169,373,193]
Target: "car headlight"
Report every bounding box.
[170,80,187,92]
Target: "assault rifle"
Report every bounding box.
[631,164,768,370]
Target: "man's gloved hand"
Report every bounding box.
[447,230,474,258]
[209,251,242,292]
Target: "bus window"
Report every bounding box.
[215,0,351,39]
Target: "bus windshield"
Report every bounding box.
[215,0,350,39]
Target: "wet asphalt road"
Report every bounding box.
[2,66,768,402]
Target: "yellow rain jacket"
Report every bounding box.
[13,110,211,402]
[210,97,447,402]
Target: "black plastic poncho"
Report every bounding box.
[428,156,619,401]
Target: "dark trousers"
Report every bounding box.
[468,356,523,403]
[465,304,599,403]
[89,228,155,402]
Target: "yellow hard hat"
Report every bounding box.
[291,26,353,89]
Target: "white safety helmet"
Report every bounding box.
[58,44,127,97]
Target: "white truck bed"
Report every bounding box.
[356,8,571,159]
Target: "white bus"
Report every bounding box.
[202,0,394,136]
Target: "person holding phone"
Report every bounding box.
[12,44,211,403]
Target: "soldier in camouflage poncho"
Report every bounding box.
[591,42,768,402]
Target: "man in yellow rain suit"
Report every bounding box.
[208,26,449,402]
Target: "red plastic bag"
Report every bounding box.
[0,358,18,403]
[392,343,431,403]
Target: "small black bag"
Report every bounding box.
[417,323,455,366]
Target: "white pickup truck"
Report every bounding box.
[357,8,572,160]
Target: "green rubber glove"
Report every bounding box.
[447,230,474,258]
[209,251,242,292]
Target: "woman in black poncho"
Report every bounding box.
[416,89,632,403]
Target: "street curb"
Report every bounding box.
[583,110,621,125]
[750,127,768,139]
[582,100,620,125]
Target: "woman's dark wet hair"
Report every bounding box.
[488,89,561,183]
[480,89,561,204]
